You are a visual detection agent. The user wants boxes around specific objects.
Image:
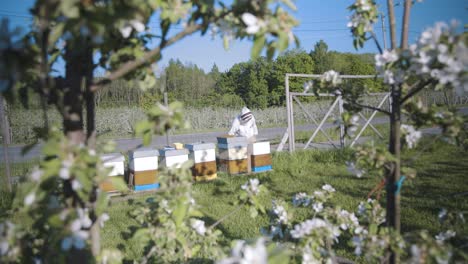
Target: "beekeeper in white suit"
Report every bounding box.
[228,106,258,173]
[228,106,258,143]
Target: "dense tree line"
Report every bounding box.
[13,40,382,109]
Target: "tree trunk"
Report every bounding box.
[387,86,401,264]
[64,38,100,257]
[0,96,12,192]
[64,43,87,144]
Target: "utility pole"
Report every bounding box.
[380,13,388,50]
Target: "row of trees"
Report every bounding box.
[162,41,383,109]
[59,41,382,109]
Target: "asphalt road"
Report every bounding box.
[2,107,467,163]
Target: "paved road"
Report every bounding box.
[0,117,389,163]
[2,107,467,163]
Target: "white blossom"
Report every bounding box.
[241,178,260,195]
[120,19,145,38]
[321,70,342,86]
[357,201,367,215]
[352,236,363,255]
[290,218,339,240]
[0,221,15,256]
[312,202,323,213]
[77,208,92,229]
[292,192,311,207]
[303,80,313,93]
[322,184,336,193]
[59,160,72,180]
[301,246,318,264]
[375,49,399,68]
[272,201,288,224]
[24,192,36,206]
[190,219,206,236]
[438,208,447,221]
[400,124,422,149]
[435,230,456,242]
[217,238,267,264]
[30,167,43,182]
[160,199,172,214]
[357,0,372,11]
[71,179,82,190]
[99,213,110,228]
[347,13,373,32]
[346,161,365,178]
[241,13,264,34]
[0,241,8,256]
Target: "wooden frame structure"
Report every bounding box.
[277,73,389,152]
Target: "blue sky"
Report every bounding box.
[1,0,466,73]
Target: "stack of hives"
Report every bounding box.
[217,136,248,174]
[159,147,189,169]
[249,141,273,172]
[129,148,159,191]
[186,143,217,181]
[100,153,125,192]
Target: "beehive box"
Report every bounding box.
[159,148,189,168]
[217,136,248,174]
[186,143,217,181]
[129,148,159,191]
[248,141,273,173]
[100,153,125,192]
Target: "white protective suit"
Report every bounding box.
[228,106,258,143]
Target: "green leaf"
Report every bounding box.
[109,177,128,192]
[173,201,188,228]
[281,0,297,11]
[249,206,258,218]
[277,32,289,52]
[132,228,151,245]
[251,35,266,59]
[143,131,152,146]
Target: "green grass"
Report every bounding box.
[100,137,468,259]
[2,136,467,260]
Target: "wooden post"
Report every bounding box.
[338,96,345,148]
[285,74,294,152]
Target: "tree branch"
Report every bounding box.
[90,23,203,92]
[209,201,246,230]
[370,31,383,54]
[400,79,435,104]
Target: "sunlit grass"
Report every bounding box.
[100,136,468,259]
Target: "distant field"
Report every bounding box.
[6,91,466,145]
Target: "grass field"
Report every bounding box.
[98,136,468,260]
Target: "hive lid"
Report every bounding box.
[101,153,125,163]
[129,147,159,158]
[159,148,189,157]
[218,142,248,149]
[185,142,216,151]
